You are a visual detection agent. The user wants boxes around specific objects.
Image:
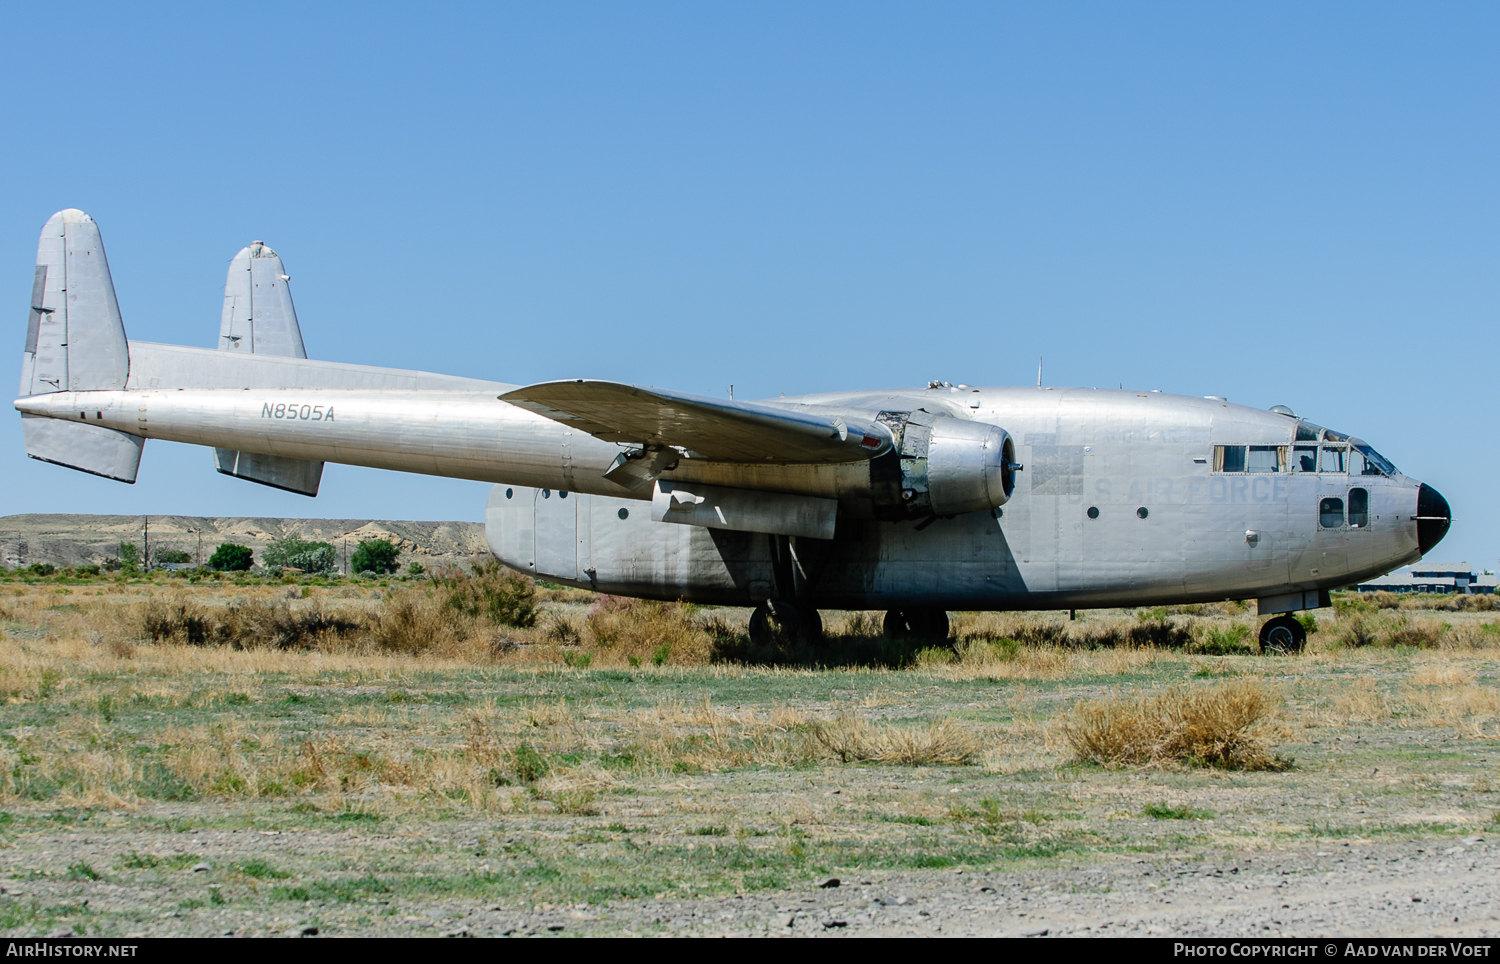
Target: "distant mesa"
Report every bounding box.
[0,514,486,570]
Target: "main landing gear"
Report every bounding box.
[883,608,950,645]
[1259,615,1307,654]
[747,603,955,648]
[748,601,824,648]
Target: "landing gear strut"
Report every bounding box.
[1259,615,1307,654]
[749,601,823,648]
[883,608,950,644]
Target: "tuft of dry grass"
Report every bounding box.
[1061,679,1288,771]
[583,597,713,665]
[810,714,984,766]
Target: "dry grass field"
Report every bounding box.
[0,566,1497,936]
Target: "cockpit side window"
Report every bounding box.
[1295,422,1322,442]
[1293,445,1318,472]
[1320,445,1347,473]
[1354,443,1398,477]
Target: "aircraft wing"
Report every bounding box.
[500,380,892,463]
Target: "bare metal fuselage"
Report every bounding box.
[17,340,1427,611]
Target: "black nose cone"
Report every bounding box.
[1416,483,1451,556]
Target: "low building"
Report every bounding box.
[1356,562,1498,595]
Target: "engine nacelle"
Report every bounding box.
[926,418,1016,515]
[864,412,1016,520]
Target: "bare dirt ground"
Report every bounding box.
[0,573,1495,938]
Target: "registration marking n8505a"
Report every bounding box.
[262,402,335,422]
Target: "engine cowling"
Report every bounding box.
[927,418,1016,515]
[865,412,1016,519]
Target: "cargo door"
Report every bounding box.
[534,487,578,581]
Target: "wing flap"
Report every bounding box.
[499,380,891,464]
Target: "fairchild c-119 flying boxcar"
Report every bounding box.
[15,210,1451,653]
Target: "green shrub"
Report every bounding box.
[262,535,338,574]
[117,542,140,572]
[350,539,401,576]
[208,543,254,572]
[26,563,55,577]
[1191,623,1253,655]
[436,560,537,628]
[512,742,548,783]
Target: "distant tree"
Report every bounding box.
[407,562,426,576]
[117,542,140,572]
[26,563,55,577]
[261,535,338,574]
[154,548,191,565]
[350,538,400,575]
[208,543,254,572]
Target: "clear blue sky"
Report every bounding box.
[1,3,1494,569]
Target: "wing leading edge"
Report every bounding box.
[499,380,892,464]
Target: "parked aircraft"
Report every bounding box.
[15,210,1451,652]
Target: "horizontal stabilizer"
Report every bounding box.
[22,414,142,483]
[213,448,322,497]
[500,380,891,464]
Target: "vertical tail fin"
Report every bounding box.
[20,209,130,396]
[17,209,142,483]
[218,241,307,358]
[212,241,324,496]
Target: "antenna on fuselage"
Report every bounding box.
[1037,357,1042,388]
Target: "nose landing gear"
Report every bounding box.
[1259,615,1307,654]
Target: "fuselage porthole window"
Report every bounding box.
[1320,497,1345,529]
[504,488,513,499]
[1348,487,1369,528]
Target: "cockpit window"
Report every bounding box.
[1293,445,1317,472]
[1354,443,1398,477]
[1320,445,1347,473]
[1323,429,1349,443]
[1295,421,1322,442]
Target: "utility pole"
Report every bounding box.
[143,517,149,571]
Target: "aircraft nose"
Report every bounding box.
[1415,483,1451,556]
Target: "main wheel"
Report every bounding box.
[749,601,822,648]
[1259,615,1307,655]
[882,608,950,644]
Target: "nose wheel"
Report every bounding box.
[1259,615,1307,654]
[883,608,950,644]
[749,601,823,648]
